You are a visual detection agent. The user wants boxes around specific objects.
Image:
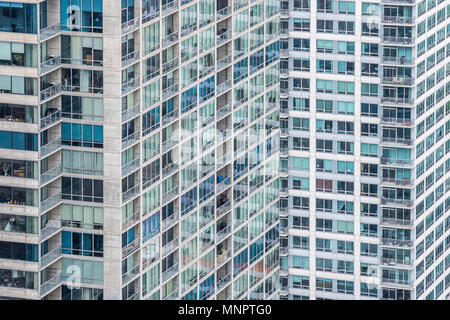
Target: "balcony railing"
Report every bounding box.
[217,54,232,70]
[380,157,412,166]
[122,211,140,230]
[382,16,414,24]
[162,163,178,178]
[40,165,62,185]
[217,30,231,45]
[40,56,61,74]
[162,211,179,231]
[162,0,178,15]
[162,83,179,100]
[381,96,414,105]
[217,79,232,95]
[162,263,179,282]
[122,238,140,258]
[39,23,61,41]
[217,103,232,120]
[122,264,140,284]
[122,131,140,149]
[216,225,231,242]
[381,56,414,65]
[162,57,179,73]
[40,109,61,130]
[40,83,61,101]
[40,193,62,213]
[216,199,231,217]
[162,237,178,256]
[162,32,179,47]
[122,16,140,34]
[382,35,413,44]
[122,104,140,122]
[382,76,414,86]
[380,257,412,266]
[380,117,412,126]
[217,249,232,266]
[122,185,140,203]
[380,136,413,146]
[40,220,62,240]
[381,177,413,186]
[122,50,140,67]
[381,238,413,247]
[40,246,62,268]
[122,77,139,94]
[216,6,231,20]
[163,288,179,300]
[380,197,413,207]
[381,217,413,227]
[122,157,140,176]
[40,273,62,297]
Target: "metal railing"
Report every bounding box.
[122,50,140,67]
[122,211,140,230]
[122,131,140,149]
[40,192,62,213]
[122,238,140,258]
[162,263,179,282]
[40,83,61,101]
[39,23,61,41]
[162,237,178,256]
[122,157,140,176]
[122,264,140,283]
[162,210,179,231]
[40,165,62,185]
[40,220,62,240]
[40,109,61,130]
[122,104,140,122]
[40,56,61,74]
[40,246,62,268]
[216,6,231,20]
[122,16,140,34]
[122,185,140,203]
[40,272,62,296]
[217,30,231,45]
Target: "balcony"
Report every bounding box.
[381,217,413,227]
[162,136,178,152]
[380,197,413,207]
[40,220,62,241]
[217,30,231,45]
[162,32,179,47]
[381,56,414,65]
[162,57,179,73]
[162,0,178,15]
[122,211,140,230]
[163,288,179,300]
[216,153,231,167]
[122,185,140,203]
[40,109,61,130]
[162,83,179,100]
[381,238,412,247]
[181,24,197,37]
[39,23,61,41]
[382,16,414,24]
[162,263,179,282]
[380,157,412,166]
[122,104,140,123]
[380,117,412,126]
[122,131,140,149]
[216,225,231,243]
[381,277,412,287]
[122,50,140,67]
[40,56,61,74]
[122,238,140,258]
[40,273,62,297]
[217,103,232,120]
[216,79,232,95]
[217,128,232,144]
[380,136,413,146]
[40,193,62,213]
[40,165,62,185]
[217,54,232,70]
[162,210,179,231]
[216,176,231,193]
[122,157,140,176]
[162,163,178,178]
[381,0,415,4]
[216,199,231,217]
[381,177,413,187]
[217,248,232,266]
[382,36,414,44]
[142,9,160,24]
[40,83,61,102]
[122,16,140,34]
[380,257,412,267]
[40,246,62,268]
[382,76,414,86]
[381,96,414,105]
[122,264,140,284]
[162,109,179,126]
[122,77,139,94]
[162,237,178,256]
[217,6,231,20]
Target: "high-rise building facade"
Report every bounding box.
[0,0,280,300]
[279,0,450,300]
